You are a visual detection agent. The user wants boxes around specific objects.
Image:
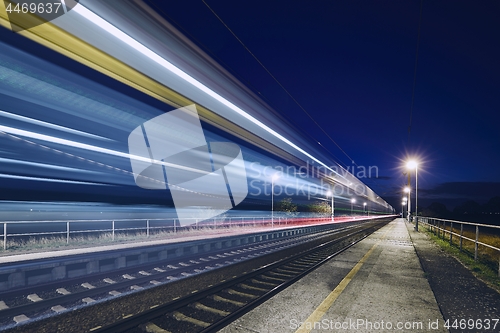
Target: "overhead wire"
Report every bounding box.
[408,0,424,144]
[142,0,353,170]
[201,0,359,168]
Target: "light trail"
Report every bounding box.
[0,124,206,174]
[72,4,346,181]
[0,173,110,185]
[0,110,114,141]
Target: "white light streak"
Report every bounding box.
[0,173,110,185]
[72,5,343,178]
[0,110,113,141]
[0,157,100,173]
[0,125,205,174]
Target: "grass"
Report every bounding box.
[0,225,243,256]
[421,224,500,292]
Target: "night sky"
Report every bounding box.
[145,0,500,208]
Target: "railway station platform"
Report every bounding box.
[220,218,448,333]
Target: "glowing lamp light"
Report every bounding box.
[406,160,418,170]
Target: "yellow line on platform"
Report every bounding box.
[295,223,395,333]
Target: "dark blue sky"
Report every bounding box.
[2,0,498,210]
[146,0,500,207]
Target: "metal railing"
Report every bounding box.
[417,216,500,277]
[0,215,384,251]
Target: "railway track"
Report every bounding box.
[0,221,370,330]
[91,219,388,333]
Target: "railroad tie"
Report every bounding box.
[56,288,71,295]
[193,302,230,316]
[27,294,43,302]
[276,267,303,274]
[227,289,258,299]
[239,283,268,292]
[140,322,172,333]
[212,295,245,307]
[268,271,293,278]
[260,274,286,282]
[172,311,211,328]
[13,314,29,324]
[250,278,276,287]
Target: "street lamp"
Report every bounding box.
[404,186,411,222]
[363,202,367,215]
[271,173,280,227]
[406,160,419,230]
[351,198,356,219]
[402,197,407,218]
[326,190,334,221]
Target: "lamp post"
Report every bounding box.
[327,190,334,221]
[271,173,280,227]
[404,186,411,222]
[402,197,407,218]
[406,160,419,230]
[351,198,356,219]
[363,202,367,215]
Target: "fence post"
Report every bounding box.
[67,221,70,244]
[147,220,149,238]
[474,225,479,261]
[3,223,6,251]
[112,220,115,241]
[174,219,177,234]
[449,222,453,245]
[459,223,463,251]
[437,220,440,238]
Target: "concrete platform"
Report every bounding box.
[220,218,448,333]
